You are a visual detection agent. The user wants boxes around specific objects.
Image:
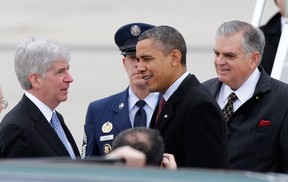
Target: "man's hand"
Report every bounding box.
[161,153,177,170]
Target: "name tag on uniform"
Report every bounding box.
[100,135,114,142]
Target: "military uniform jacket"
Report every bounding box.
[82,88,132,157]
[0,94,80,158]
[202,67,288,173]
[150,74,227,168]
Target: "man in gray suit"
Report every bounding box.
[203,20,288,173]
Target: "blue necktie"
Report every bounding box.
[51,112,75,159]
[134,100,147,127]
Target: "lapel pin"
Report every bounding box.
[119,103,124,109]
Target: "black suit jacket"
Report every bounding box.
[202,67,288,173]
[150,74,227,168]
[260,12,282,75]
[0,94,80,158]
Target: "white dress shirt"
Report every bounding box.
[128,87,159,127]
[217,68,261,112]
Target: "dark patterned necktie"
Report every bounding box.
[222,92,238,121]
[156,97,166,122]
[134,100,147,127]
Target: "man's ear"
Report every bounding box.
[29,73,41,89]
[250,51,260,69]
[170,49,182,66]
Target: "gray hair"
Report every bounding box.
[138,25,187,66]
[14,37,70,90]
[215,20,265,64]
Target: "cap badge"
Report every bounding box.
[130,25,141,36]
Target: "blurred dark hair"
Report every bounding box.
[112,127,164,166]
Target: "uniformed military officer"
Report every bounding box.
[82,23,161,157]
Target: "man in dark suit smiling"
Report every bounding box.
[203,20,288,173]
[136,25,227,168]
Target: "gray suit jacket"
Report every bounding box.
[202,67,288,173]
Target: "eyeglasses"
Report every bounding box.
[1,99,8,109]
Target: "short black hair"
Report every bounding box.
[112,127,164,166]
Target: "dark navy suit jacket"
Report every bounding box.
[150,74,227,168]
[0,94,80,158]
[202,67,288,173]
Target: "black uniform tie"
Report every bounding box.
[134,100,147,127]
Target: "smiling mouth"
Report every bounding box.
[143,75,152,81]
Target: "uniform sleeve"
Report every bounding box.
[82,104,100,158]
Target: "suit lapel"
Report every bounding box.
[155,74,199,131]
[35,114,69,156]
[206,78,222,98]
[21,95,70,156]
[155,102,174,130]
[252,67,271,96]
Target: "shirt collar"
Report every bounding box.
[163,71,189,101]
[128,86,159,111]
[25,91,54,122]
[221,68,260,104]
